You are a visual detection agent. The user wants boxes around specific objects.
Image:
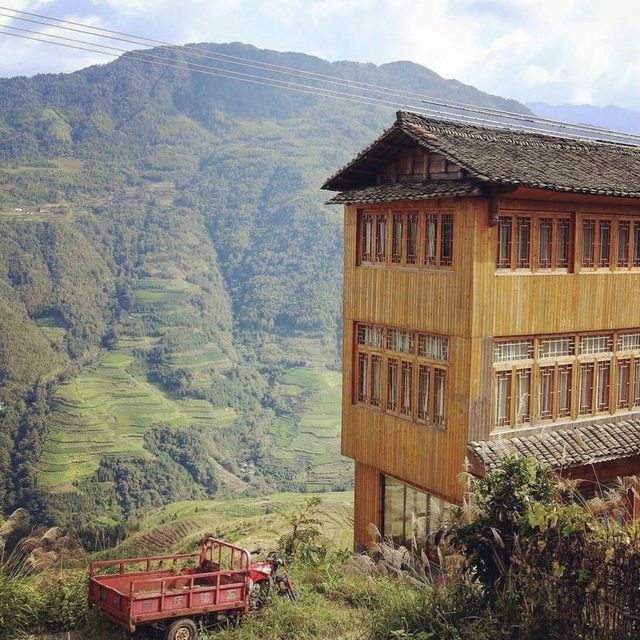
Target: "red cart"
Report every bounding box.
[89,537,250,640]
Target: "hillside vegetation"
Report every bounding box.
[0,42,529,537]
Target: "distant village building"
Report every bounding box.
[323,111,640,550]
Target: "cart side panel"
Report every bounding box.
[89,577,132,626]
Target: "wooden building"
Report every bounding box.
[322,111,640,549]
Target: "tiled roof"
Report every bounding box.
[326,179,483,204]
[468,420,640,473]
[323,110,640,199]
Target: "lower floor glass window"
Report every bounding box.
[382,475,451,548]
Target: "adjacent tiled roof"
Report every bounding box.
[468,419,640,473]
[326,179,483,204]
[323,110,640,199]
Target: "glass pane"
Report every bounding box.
[425,215,437,265]
[434,370,446,425]
[387,359,398,411]
[383,477,405,544]
[418,334,449,361]
[376,215,386,262]
[517,218,531,268]
[618,221,630,267]
[515,369,531,425]
[371,355,382,407]
[582,220,595,267]
[495,371,512,426]
[557,219,570,268]
[539,367,553,419]
[406,485,428,548]
[579,364,594,414]
[362,215,373,261]
[539,336,574,358]
[619,332,640,352]
[618,360,630,409]
[407,214,418,264]
[580,334,612,354]
[599,220,611,267]
[539,218,552,268]
[418,365,430,421]
[596,362,610,411]
[494,340,533,362]
[392,214,403,263]
[634,360,640,406]
[358,353,368,402]
[497,217,512,268]
[558,365,572,417]
[401,362,412,415]
[441,214,453,266]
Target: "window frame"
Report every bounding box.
[354,322,449,429]
[356,208,454,270]
[492,329,640,431]
[497,213,573,272]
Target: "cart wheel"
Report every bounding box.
[164,618,198,640]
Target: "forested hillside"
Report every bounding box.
[0,42,529,542]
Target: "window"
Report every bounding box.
[371,355,382,407]
[375,214,387,262]
[387,329,413,353]
[582,220,595,267]
[355,322,449,427]
[356,209,453,269]
[579,363,594,415]
[392,214,403,264]
[423,212,453,267]
[441,214,453,266]
[387,359,398,411]
[493,328,640,429]
[581,216,640,271]
[407,214,418,264]
[418,334,449,361]
[618,359,630,409]
[494,340,533,362]
[539,337,574,358]
[517,218,531,268]
[580,334,612,355]
[357,353,369,403]
[495,371,512,427]
[618,221,630,267]
[498,214,572,271]
[400,362,413,415]
[382,476,451,549]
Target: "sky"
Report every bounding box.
[0,0,639,110]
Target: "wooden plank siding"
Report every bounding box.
[353,462,381,548]
[342,199,477,507]
[343,186,640,547]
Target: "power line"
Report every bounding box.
[1,22,640,147]
[0,27,634,146]
[2,4,640,145]
[0,29,420,112]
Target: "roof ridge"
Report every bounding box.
[396,109,640,155]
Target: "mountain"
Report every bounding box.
[527,101,640,135]
[0,42,531,544]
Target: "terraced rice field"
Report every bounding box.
[36,350,237,490]
[107,491,354,558]
[269,338,351,490]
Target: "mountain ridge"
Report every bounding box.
[0,41,531,542]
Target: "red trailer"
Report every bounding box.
[89,538,250,640]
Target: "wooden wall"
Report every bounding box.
[343,185,640,544]
[468,190,640,441]
[353,462,381,549]
[342,198,478,505]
